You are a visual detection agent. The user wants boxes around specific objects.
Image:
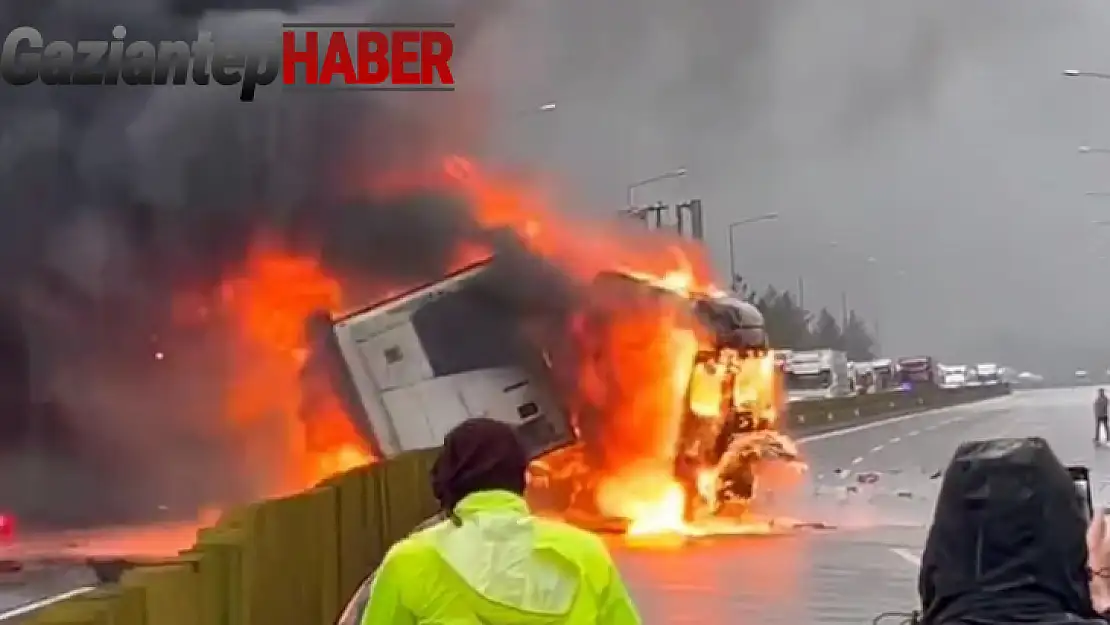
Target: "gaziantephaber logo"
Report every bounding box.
[0,22,456,101]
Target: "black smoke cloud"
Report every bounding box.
[0,0,568,528]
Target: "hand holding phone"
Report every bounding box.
[1069,465,1094,520]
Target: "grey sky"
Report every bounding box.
[2,0,1108,381]
[479,0,1110,374]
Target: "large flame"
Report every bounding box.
[196,156,798,534]
[217,249,374,493]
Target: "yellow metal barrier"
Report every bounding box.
[23,448,440,625]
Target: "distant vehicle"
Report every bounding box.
[870,358,896,391]
[964,365,982,387]
[1077,370,1090,381]
[0,514,13,543]
[785,349,853,401]
[973,363,1001,386]
[896,356,938,389]
[939,364,968,389]
[773,350,792,374]
[1017,371,1044,385]
[851,361,875,395]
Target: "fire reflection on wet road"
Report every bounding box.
[612,389,1097,624]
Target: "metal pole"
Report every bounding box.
[725,213,779,290]
[627,168,687,208]
[840,291,849,329]
[873,316,882,355]
[728,228,737,290]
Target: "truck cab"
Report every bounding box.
[785,349,852,401]
[852,361,875,395]
[940,364,968,389]
[973,363,1001,386]
[896,356,938,389]
[870,358,895,391]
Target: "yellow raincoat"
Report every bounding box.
[361,490,641,625]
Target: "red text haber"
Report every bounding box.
[281,25,454,89]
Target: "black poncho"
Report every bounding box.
[919,437,1102,624]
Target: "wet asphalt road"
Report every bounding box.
[0,566,95,622]
[612,388,1098,625]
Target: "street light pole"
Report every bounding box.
[497,101,557,163]
[515,101,557,117]
[626,168,688,208]
[1080,146,1110,154]
[727,213,779,290]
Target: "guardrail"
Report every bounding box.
[786,384,1012,436]
[20,384,1009,624]
[20,448,441,625]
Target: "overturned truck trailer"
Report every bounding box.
[313,257,790,521]
[319,260,574,461]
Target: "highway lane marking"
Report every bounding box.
[851,457,864,464]
[0,587,97,621]
[889,437,901,443]
[908,430,920,437]
[796,397,1012,444]
[890,548,922,567]
[870,445,884,452]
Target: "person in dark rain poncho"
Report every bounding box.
[358,417,641,625]
[918,437,1110,624]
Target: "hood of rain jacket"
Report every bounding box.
[919,437,1102,625]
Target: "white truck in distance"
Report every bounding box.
[870,358,896,391]
[785,349,852,401]
[940,364,968,389]
[973,363,1001,386]
[851,361,876,394]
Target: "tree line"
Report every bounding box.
[733,276,878,362]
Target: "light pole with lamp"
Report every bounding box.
[1064,70,1110,79]
[626,167,688,208]
[826,242,883,349]
[727,213,779,291]
[518,101,557,116]
[495,101,557,163]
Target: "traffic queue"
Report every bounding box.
[776,349,1016,403]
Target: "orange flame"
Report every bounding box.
[218,248,374,493]
[197,155,795,534]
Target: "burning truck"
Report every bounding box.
[313,256,799,529]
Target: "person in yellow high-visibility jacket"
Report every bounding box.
[360,417,642,625]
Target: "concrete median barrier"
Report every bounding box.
[786,384,1012,437]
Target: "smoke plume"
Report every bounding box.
[0,0,558,528]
